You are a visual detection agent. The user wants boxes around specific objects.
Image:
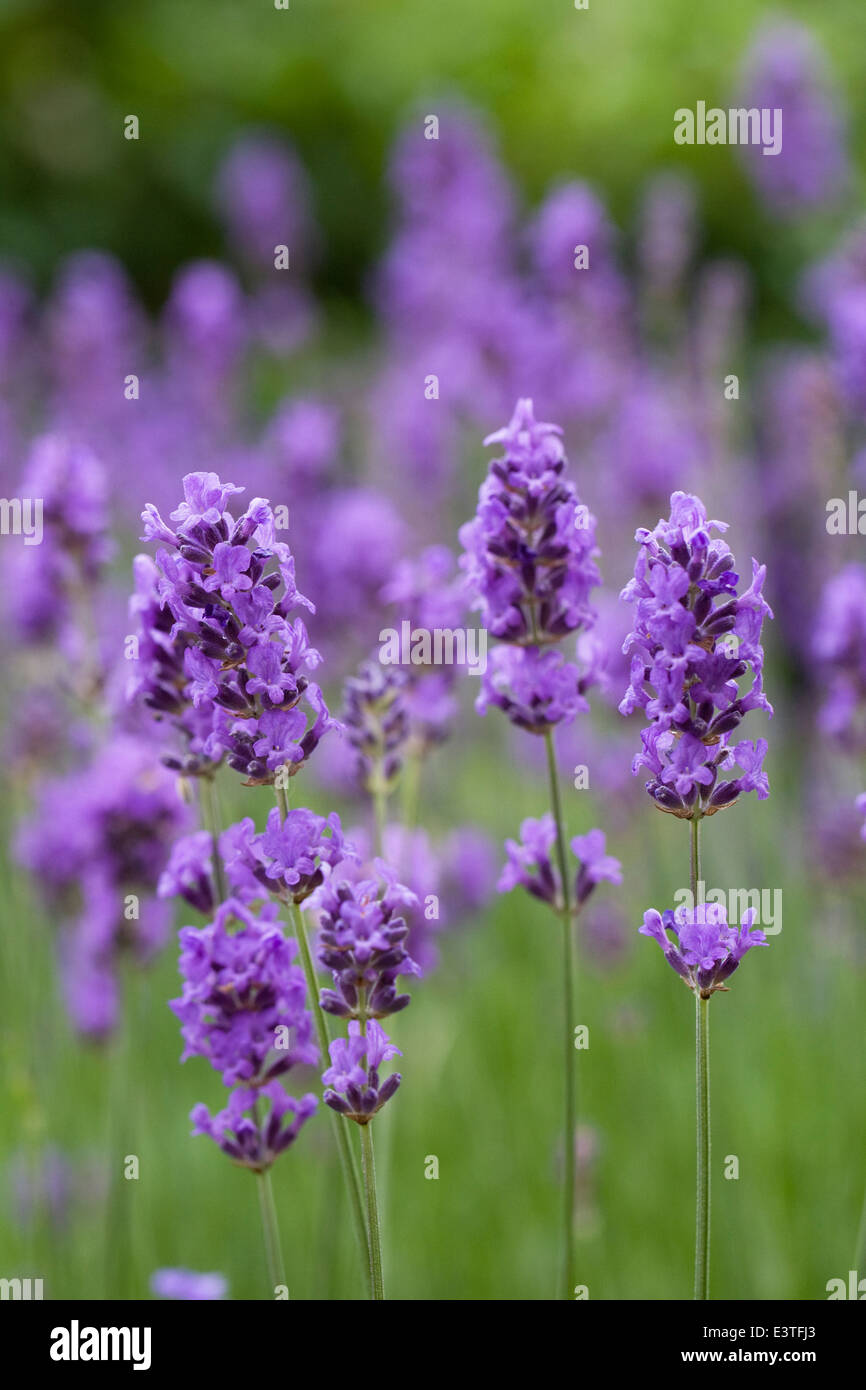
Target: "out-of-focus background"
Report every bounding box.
[1,0,866,1301]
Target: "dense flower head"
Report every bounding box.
[346,822,497,973]
[218,806,350,906]
[190,1080,317,1173]
[476,644,593,734]
[323,1019,402,1125]
[381,545,466,636]
[639,902,768,997]
[215,133,313,271]
[17,734,188,1038]
[499,813,621,913]
[737,21,848,218]
[813,565,866,746]
[18,735,187,906]
[307,865,421,1020]
[619,491,773,816]
[460,398,601,646]
[171,898,318,1087]
[6,434,112,646]
[341,659,410,793]
[137,472,336,783]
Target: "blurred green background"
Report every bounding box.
[1,0,865,1302]
[0,0,864,319]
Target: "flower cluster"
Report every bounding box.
[813,565,866,746]
[322,1020,402,1125]
[499,814,621,913]
[17,735,187,1038]
[341,660,410,795]
[381,545,465,751]
[460,399,601,731]
[619,491,773,817]
[308,866,420,1022]
[136,472,335,784]
[171,899,317,1171]
[6,434,112,661]
[219,807,349,905]
[639,902,768,998]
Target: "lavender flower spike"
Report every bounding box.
[639,903,768,998]
[619,491,773,818]
[323,1020,402,1124]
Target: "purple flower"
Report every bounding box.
[215,133,314,272]
[158,830,218,914]
[499,814,621,914]
[151,1268,228,1301]
[813,566,866,746]
[224,806,350,905]
[737,22,848,218]
[190,1080,317,1173]
[135,472,335,784]
[171,899,318,1087]
[5,434,112,649]
[460,398,600,647]
[307,867,420,1021]
[322,1020,402,1125]
[477,645,592,734]
[639,902,768,997]
[619,492,773,816]
[570,829,623,906]
[342,660,410,793]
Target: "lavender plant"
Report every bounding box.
[170,898,318,1290]
[133,472,372,1291]
[305,863,420,1299]
[620,491,773,1299]
[460,399,620,1298]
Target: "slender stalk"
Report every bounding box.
[695,992,711,1300]
[400,743,423,829]
[199,774,228,902]
[288,900,368,1267]
[256,1168,287,1295]
[371,779,388,858]
[543,727,576,1301]
[275,783,369,1287]
[691,812,710,1301]
[690,812,702,905]
[359,1122,385,1300]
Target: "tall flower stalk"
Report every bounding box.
[307,864,419,1299]
[621,491,773,1299]
[132,471,372,1293]
[460,400,620,1298]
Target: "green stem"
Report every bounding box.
[371,781,388,858]
[543,727,576,1301]
[690,813,702,905]
[199,775,228,903]
[400,743,423,829]
[691,812,710,1300]
[276,782,369,1289]
[256,1168,286,1296]
[360,1121,385,1300]
[695,991,711,1301]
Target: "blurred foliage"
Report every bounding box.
[0,0,863,331]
